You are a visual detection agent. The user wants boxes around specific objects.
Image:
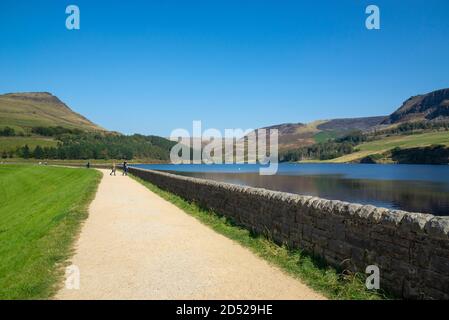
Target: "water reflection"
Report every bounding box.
[170,171,449,216]
[134,163,449,216]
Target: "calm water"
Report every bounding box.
[134,163,449,216]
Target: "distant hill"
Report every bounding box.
[260,122,318,150]
[0,92,177,161]
[317,116,386,131]
[0,92,104,133]
[258,116,386,151]
[382,88,449,124]
[257,88,449,152]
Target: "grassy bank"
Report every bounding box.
[131,174,387,300]
[328,131,449,163]
[0,165,101,299]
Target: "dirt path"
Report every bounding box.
[56,169,325,300]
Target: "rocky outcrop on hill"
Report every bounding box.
[383,88,449,124]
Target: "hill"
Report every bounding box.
[382,88,449,124]
[316,116,386,131]
[259,88,449,161]
[0,92,176,161]
[0,92,104,133]
[262,88,449,164]
[259,116,386,151]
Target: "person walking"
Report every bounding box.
[122,161,128,176]
[110,162,116,176]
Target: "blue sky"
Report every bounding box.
[1,0,448,136]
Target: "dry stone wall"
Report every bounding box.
[129,167,449,299]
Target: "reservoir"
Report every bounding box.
[134,163,449,216]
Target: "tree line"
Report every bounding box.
[2,126,177,160]
[18,134,174,160]
[31,126,83,136]
[279,140,355,162]
[390,145,449,164]
[278,131,364,162]
[371,120,449,137]
[1,126,86,137]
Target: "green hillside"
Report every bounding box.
[328,131,449,163]
[281,120,449,164]
[0,92,104,133]
[0,92,176,161]
[277,88,449,164]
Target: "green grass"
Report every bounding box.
[326,131,449,163]
[359,131,449,151]
[131,174,388,300]
[313,131,339,143]
[0,136,58,153]
[0,165,101,299]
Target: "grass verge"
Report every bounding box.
[131,174,388,300]
[0,165,102,299]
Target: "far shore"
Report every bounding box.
[2,158,448,166]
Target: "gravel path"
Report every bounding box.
[56,169,325,300]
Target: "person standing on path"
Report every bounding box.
[122,161,128,176]
[110,162,116,176]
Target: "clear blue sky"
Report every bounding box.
[1,0,448,136]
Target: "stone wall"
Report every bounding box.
[129,167,449,299]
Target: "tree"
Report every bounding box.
[34,146,44,159]
[0,126,15,136]
[21,145,31,159]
